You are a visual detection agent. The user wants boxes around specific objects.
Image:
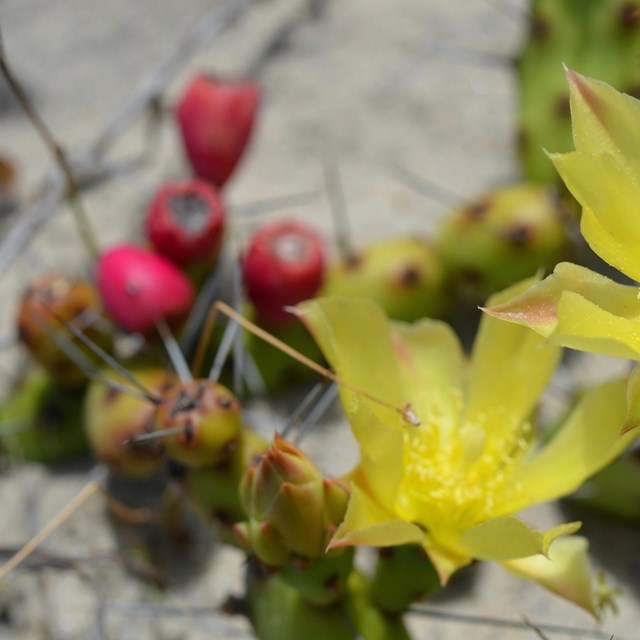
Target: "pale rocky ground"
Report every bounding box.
[0,0,638,638]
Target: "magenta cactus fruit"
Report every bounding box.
[96,244,195,334]
[176,73,260,187]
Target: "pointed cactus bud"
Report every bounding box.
[176,74,260,187]
[145,179,226,266]
[240,435,348,565]
[84,366,173,477]
[154,380,242,469]
[96,244,195,334]
[242,220,325,329]
[17,273,111,388]
[321,237,447,321]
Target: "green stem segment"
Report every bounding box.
[247,561,413,640]
[370,544,441,614]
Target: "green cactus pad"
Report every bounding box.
[517,0,640,183]
[0,368,87,463]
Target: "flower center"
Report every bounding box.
[394,406,531,536]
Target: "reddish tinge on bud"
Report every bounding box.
[176,74,260,187]
[145,179,226,266]
[242,220,325,329]
[96,244,195,334]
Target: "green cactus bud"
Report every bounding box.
[181,426,268,531]
[155,380,242,468]
[84,366,172,477]
[17,273,112,388]
[0,368,87,463]
[436,183,569,300]
[241,434,327,561]
[280,548,354,606]
[251,521,292,567]
[323,477,350,536]
[321,237,447,321]
[370,545,440,614]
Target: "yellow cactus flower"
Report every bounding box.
[486,70,640,432]
[294,282,635,615]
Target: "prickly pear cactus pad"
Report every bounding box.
[517,0,640,183]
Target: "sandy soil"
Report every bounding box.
[0,0,638,638]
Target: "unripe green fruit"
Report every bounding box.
[0,368,87,463]
[321,237,447,322]
[155,380,242,468]
[84,367,173,477]
[436,183,569,300]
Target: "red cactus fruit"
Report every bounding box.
[97,245,195,334]
[176,74,260,187]
[145,179,226,266]
[242,220,325,329]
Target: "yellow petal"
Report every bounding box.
[346,394,405,507]
[468,277,561,438]
[581,207,640,284]
[423,540,472,586]
[295,297,406,425]
[567,68,640,168]
[504,378,635,512]
[461,517,580,562]
[391,319,464,436]
[623,365,640,434]
[485,262,640,359]
[329,484,423,549]
[503,536,597,617]
[552,290,640,359]
[550,150,640,281]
